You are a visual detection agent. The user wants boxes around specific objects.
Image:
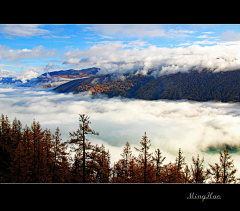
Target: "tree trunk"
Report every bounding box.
[82,121,86,183]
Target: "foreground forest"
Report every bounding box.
[0,114,239,183]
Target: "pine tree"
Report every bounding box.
[175,148,186,182]
[52,127,69,182]
[134,132,153,183]
[0,114,12,182]
[206,163,222,183]
[0,114,11,145]
[207,149,238,183]
[183,165,191,183]
[191,154,206,183]
[21,125,33,182]
[69,114,99,183]
[11,118,22,149]
[152,148,165,182]
[11,140,25,182]
[96,144,111,183]
[44,129,53,180]
[161,162,179,183]
[31,119,45,182]
[117,142,132,182]
[219,149,237,183]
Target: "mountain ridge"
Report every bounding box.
[54,68,240,102]
[19,67,100,88]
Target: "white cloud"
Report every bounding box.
[16,69,40,83]
[0,68,16,77]
[86,25,197,39]
[197,35,208,39]
[221,30,240,41]
[193,40,218,45]
[167,29,196,38]
[63,41,240,76]
[1,86,240,176]
[0,64,51,83]
[0,45,57,62]
[0,24,50,37]
[88,24,167,38]
[203,31,215,34]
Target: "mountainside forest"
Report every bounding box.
[54,69,240,102]
[0,114,238,183]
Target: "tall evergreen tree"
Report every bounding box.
[52,127,69,182]
[11,118,22,149]
[31,119,45,182]
[118,142,132,182]
[191,154,206,183]
[69,114,99,183]
[135,132,152,183]
[220,149,237,183]
[152,148,166,182]
[21,125,33,182]
[206,163,222,183]
[0,114,12,182]
[175,148,186,182]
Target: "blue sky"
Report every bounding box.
[1,24,240,81]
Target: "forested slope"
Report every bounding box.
[54,69,240,102]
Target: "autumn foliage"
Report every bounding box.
[0,114,239,183]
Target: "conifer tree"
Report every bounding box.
[118,142,132,182]
[44,129,53,177]
[183,165,192,183]
[135,132,152,183]
[0,114,12,182]
[206,163,222,183]
[175,148,186,182]
[152,148,165,182]
[11,118,22,149]
[207,149,238,183]
[31,119,45,182]
[21,125,33,182]
[220,149,237,183]
[96,144,111,183]
[11,140,25,182]
[191,154,206,183]
[162,162,179,183]
[52,127,69,182]
[69,114,99,183]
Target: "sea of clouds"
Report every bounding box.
[1,84,240,177]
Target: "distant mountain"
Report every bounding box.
[54,69,240,102]
[21,67,99,88]
[0,77,22,84]
[39,67,99,79]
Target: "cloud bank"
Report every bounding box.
[0,24,50,37]
[1,85,240,176]
[0,45,57,62]
[64,41,240,76]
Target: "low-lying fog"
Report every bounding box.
[1,84,240,177]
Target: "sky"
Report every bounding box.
[1,24,240,81]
